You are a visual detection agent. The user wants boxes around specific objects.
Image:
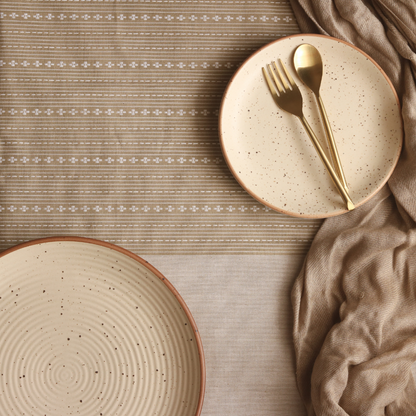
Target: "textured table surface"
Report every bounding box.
[0,2,312,414]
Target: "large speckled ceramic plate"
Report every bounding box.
[219,34,402,218]
[0,237,205,416]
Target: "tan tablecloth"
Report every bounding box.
[0,1,310,415]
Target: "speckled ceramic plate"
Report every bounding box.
[0,237,205,416]
[219,34,403,218]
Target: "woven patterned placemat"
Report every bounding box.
[0,1,321,254]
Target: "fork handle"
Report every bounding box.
[299,116,355,211]
[317,94,349,192]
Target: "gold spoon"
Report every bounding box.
[293,44,349,192]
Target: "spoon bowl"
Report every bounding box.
[293,44,323,95]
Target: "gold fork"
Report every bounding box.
[262,60,354,211]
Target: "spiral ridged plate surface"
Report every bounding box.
[0,238,204,416]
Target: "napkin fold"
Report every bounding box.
[289,1,416,415]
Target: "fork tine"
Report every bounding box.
[262,66,279,99]
[271,61,290,91]
[266,64,283,94]
[278,59,296,89]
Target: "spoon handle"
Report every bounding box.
[316,94,349,192]
[299,116,354,211]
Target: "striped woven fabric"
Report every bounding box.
[0,0,320,254]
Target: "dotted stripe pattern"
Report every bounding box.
[0,0,320,255]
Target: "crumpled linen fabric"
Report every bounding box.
[288,1,416,415]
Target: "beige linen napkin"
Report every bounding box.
[289,1,416,415]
